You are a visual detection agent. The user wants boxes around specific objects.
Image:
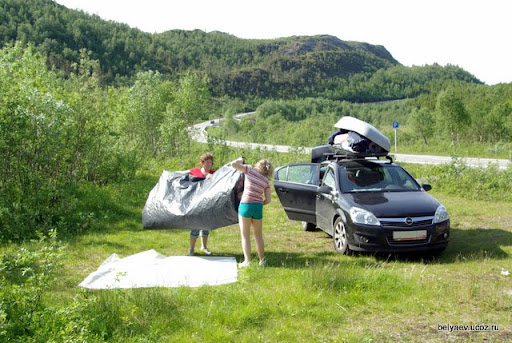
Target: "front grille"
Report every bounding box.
[378,216,435,246]
[379,216,433,228]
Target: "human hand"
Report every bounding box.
[230,157,243,165]
[230,157,245,170]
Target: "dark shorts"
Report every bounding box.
[190,230,209,237]
[238,202,263,220]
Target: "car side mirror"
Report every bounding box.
[318,185,331,194]
[422,184,432,191]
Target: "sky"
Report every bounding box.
[54,0,512,85]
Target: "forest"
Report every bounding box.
[1,0,481,102]
[211,83,512,154]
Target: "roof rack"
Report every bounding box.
[326,152,392,163]
[311,144,393,164]
[329,145,390,160]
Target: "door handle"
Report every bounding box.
[278,188,288,193]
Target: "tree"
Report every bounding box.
[486,102,511,142]
[435,88,470,145]
[159,107,188,157]
[172,71,210,125]
[125,71,168,156]
[222,108,239,137]
[0,44,72,239]
[409,108,435,145]
[159,72,210,156]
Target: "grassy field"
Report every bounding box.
[2,155,512,342]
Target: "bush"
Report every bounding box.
[1,230,59,340]
[0,230,105,342]
[406,159,512,202]
[0,44,140,241]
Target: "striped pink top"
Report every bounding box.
[241,165,270,204]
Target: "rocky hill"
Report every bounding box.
[0,0,480,100]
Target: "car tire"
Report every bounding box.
[301,221,316,231]
[333,218,350,254]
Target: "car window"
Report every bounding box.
[321,168,336,190]
[390,168,416,189]
[276,164,319,184]
[339,163,420,192]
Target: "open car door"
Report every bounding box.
[273,163,321,224]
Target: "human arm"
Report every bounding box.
[328,130,340,145]
[263,187,271,205]
[229,157,246,173]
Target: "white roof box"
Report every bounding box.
[334,116,391,152]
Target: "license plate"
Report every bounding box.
[393,230,427,241]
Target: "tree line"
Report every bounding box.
[211,85,512,151]
[1,0,481,102]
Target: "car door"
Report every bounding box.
[273,163,321,224]
[315,165,338,233]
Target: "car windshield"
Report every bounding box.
[339,163,421,193]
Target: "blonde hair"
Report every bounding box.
[254,159,274,179]
[199,152,213,164]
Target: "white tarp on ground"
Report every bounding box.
[79,249,238,289]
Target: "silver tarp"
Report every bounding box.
[142,165,243,230]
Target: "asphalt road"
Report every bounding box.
[190,114,511,170]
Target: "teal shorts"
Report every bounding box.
[238,202,263,220]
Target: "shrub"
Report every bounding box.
[0,230,104,342]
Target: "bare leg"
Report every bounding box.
[201,235,208,249]
[252,218,264,262]
[239,215,252,263]
[189,236,197,250]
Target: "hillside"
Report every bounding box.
[0,0,481,101]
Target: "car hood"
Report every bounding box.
[347,191,441,218]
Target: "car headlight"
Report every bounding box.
[433,205,449,223]
[350,207,380,226]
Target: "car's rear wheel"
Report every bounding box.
[301,221,316,231]
[333,218,349,254]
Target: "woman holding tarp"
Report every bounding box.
[179,152,215,256]
[229,157,274,268]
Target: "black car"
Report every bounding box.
[274,152,450,254]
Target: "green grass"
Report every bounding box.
[2,157,512,342]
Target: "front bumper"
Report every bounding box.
[347,219,450,253]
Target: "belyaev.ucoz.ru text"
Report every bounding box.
[437,324,499,332]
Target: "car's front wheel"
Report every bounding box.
[333,218,350,254]
[301,221,316,231]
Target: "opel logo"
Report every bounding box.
[405,217,414,225]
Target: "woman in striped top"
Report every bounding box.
[230,157,274,268]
